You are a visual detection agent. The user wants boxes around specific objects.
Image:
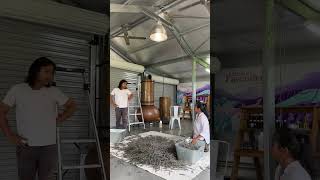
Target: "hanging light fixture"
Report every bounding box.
[150,21,168,42]
[305,20,320,36]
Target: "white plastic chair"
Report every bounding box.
[169,106,182,130]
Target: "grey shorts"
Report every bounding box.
[16,144,57,180]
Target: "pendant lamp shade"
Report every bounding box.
[150,21,168,42]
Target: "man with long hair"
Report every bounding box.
[0,57,76,180]
[110,79,133,129]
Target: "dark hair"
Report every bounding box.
[118,79,128,89]
[272,128,300,160]
[196,101,209,118]
[25,57,56,87]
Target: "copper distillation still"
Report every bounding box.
[138,74,160,122]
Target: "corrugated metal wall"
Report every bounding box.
[109,68,139,127]
[154,83,177,108]
[0,18,94,180]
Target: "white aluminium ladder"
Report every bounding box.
[127,76,145,132]
[55,66,107,180]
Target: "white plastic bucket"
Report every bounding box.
[110,129,127,143]
[175,140,205,164]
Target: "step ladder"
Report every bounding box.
[55,66,107,180]
[127,76,145,132]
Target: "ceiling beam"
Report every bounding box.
[145,50,210,68]
[141,8,209,69]
[111,0,186,38]
[171,15,209,19]
[196,58,210,68]
[110,41,135,63]
[127,23,209,54]
[194,36,210,52]
[277,0,320,20]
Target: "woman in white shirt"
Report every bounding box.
[272,129,311,180]
[192,101,210,152]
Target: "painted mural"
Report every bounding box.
[177,82,210,105]
[214,62,320,151]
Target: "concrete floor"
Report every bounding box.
[110,156,210,180]
[110,118,211,180]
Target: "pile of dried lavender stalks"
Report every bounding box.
[178,141,200,150]
[114,135,187,170]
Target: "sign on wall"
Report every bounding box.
[214,62,320,152]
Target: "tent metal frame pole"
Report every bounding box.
[263,0,276,179]
[192,58,197,122]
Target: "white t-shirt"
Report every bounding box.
[193,112,210,144]
[110,88,132,108]
[2,83,69,146]
[275,161,311,180]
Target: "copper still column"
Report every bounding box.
[141,79,154,105]
[207,95,211,116]
[160,97,171,124]
[138,78,160,122]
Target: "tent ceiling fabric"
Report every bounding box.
[110,0,210,79]
[110,13,145,31]
[58,0,320,78]
[157,62,209,79]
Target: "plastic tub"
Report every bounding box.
[175,140,205,164]
[110,129,127,143]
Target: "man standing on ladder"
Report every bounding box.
[0,57,76,180]
[110,79,133,129]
